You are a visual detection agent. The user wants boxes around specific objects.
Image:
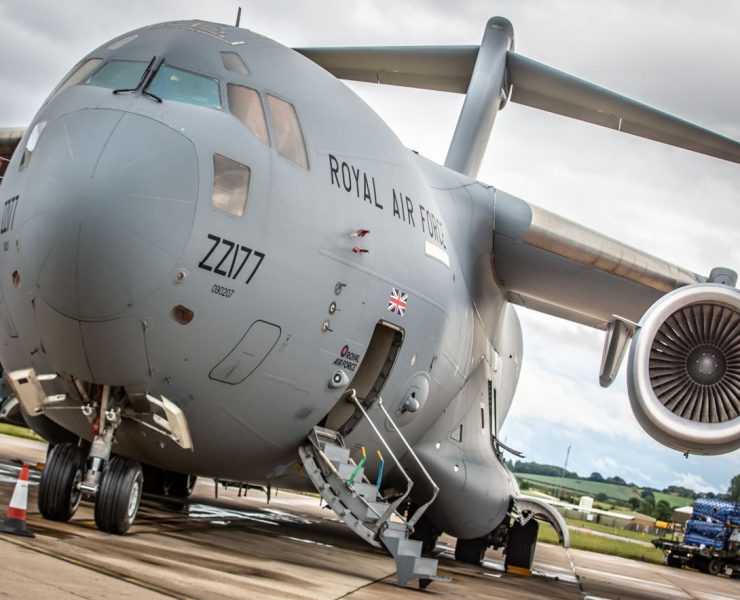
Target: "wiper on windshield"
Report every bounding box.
[141,57,166,103]
[113,55,165,102]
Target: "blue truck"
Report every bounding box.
[653,498,740,577]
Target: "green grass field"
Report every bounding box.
[538,522,665,564]
[0,423,44,441]
[565,518,660,542]
[516,473,693,508]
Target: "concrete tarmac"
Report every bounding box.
[0,434,737,599]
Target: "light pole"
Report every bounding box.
[554,444,571,501]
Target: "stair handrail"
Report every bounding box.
[348,390,415,531]
[374,396,439,529]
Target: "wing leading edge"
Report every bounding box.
[295,46,740,165]
[492,191,704,330]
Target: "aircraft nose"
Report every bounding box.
[19,109,198,320]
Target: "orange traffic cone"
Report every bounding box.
[0,463,35,538]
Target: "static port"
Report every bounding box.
[171,304,194,325]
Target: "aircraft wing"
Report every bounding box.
[296,46,740,165]
[491,191,702,330]
[0,128,25,180]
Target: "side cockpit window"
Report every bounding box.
[148,65,221,109]
[227,84,269,146]
[49,58,103,99]
[267,95,308,169]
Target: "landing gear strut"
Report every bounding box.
[37,384,145,535]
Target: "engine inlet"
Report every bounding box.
[649,304,739,423]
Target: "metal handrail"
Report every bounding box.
[374,396,439,529]
[348,391,415,532]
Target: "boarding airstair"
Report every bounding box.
[299,391,444,588]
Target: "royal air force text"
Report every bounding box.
[329,155,446,249]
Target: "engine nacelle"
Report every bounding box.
[627,284,740,455]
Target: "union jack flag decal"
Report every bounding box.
[387,287,408,316]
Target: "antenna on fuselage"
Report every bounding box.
[235,6,242,27]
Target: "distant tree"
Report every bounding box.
[512,461,579,479]
[641,489,655,500]
[595,492,609,502]
[725,474,740,502]
[654,500,672,521]
[589,472,604,481]
[606,476,626,485]
[627,497,641,510]
[520,479,531,490]
[639,498,655,517]
[663,485,697,499]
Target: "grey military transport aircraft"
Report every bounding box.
[0,16,738,588]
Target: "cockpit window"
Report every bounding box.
[212,154,251,216]
[221,52,249,75]
[148,65,221,109]
[227,85,269,146]
[266,95,309,170]
[88,60,148,90]
[50,58,103,98]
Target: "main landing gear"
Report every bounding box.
[37,385,144,534]
[452,516,539,571]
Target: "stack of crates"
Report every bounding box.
[684,498,740,549]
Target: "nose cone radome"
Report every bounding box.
[19,109,197,320]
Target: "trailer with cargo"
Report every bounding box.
[652,498,740,577]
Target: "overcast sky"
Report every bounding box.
[1,0,738,494]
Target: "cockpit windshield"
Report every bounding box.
[88,60,148,90]
[86,60,221,110]
[148,65,221,109]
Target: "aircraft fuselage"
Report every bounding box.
[0,21,521,538]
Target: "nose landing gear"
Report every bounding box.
[37,384,144,534]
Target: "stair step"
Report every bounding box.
[382,535,423,557]
[351,481,379,501]
[337,462,363,481]
[357,499,389,521]
[382,521,409,538]
[412,557,438,577]
[321,443,350,465]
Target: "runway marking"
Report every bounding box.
[577,566,677,589]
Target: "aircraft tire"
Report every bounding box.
[38,442,86,522]
[455,536,488,565]
[94,456,143,535]
[505,519,539,571]
[165,472,196,498]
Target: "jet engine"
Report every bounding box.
[627,284,740,455]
